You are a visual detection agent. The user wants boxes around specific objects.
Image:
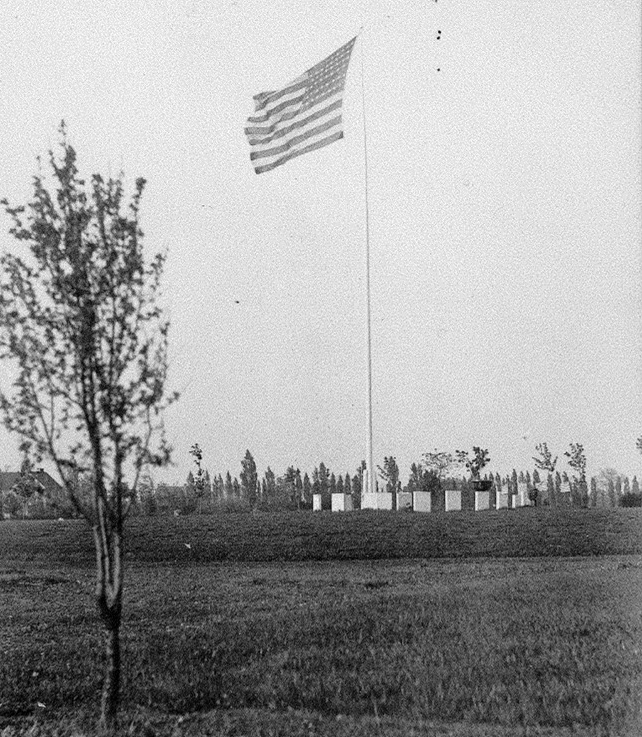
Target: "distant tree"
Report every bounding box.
[636,437,642,455]
[407,462,423,493]
[263,466,276,502]
[224,471,233,499]
[0,128,175,732]
[313,462,331,509]
[240,450,258,508]
[525,471,531,486]
[336,474,344,495]
[329,472,337,496]
[615,476,622,504]
[632,476,640,495]
[10,458,45,518]
[518,471,526,483]
[302,472,312,508]
[189,444,207,513]
[565,443,587,487]
[352,473,362,507]
[608,479,616,507]
[232,477,241,498]
[547,473,556,505]
[377,455,400,498]
[137,469,156,516]
[454,447,490,480]
[511,469,518,494]
[421,450,455,484]
[532,443,557,474]
[589,477,598,507]
[343,473,351,498]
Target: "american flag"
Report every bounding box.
[245,37,356,175]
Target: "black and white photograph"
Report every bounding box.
[0,1,640,734]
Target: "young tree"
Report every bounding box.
[0,129,174,731]
[263,466,276,503]
[532,443,557,473]
[421,450,455,484]
[240,450,258,507]
[189,444,207,514]
[224,471,234,499]
[377,456,400,494]
[343,473,351,498]
[302,472,312,508]
[565,443,587,484]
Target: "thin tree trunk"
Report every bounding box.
[99,622,121,733]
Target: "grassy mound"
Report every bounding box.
[1,508,641,565]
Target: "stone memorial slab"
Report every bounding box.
[496,489,509,509]
[376,493,393,510]
[560,481,571,494]
[331,493,353,512]
[396,492,412,510]
[360,492,378,510]
[445,489,461,512]
[516,482,528,507]
[413,491,431,512]
[312,494,322,511]
[474,490,490,511]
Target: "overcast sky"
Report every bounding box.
[1,0,640,485]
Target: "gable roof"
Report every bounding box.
[0,470,64,495]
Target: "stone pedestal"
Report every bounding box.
[312,494,322,511]
[445,489,461,512]
[413,491,431,512]
[360,492,378,510]
[474,490,490,511]
[376,493,393,510]
[331,493,353,512]
[496,488,509,509]
[396,491,413,510]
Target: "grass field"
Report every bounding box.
[1,509,642,736]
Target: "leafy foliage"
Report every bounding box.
[0,126,175,731]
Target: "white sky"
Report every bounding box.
[1,0,640,484]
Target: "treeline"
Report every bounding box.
[132,449,642,516]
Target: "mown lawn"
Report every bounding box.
[1,507,642,565]
[1,511,641,735]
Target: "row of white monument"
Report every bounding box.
[315,479,574,512]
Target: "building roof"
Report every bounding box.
[0,470,64,495]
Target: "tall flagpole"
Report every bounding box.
[359,30,376,500]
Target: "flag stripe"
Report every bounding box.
[245,86,344,137]
[245,37,355,174]
[247,84,307,123]
[250,77,308,116]
[246,96,343,149]
[250,115,342,161]
[254,131,344,174]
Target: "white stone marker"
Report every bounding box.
[474,490,490,511]
[516,481,528,507]
[312,494,322,511]
[331,493,353,512]
[360,492,378,510]
[445,489,461,511]
[496,484,509,510]
[560,481,571,495]
[376,493,393,510]
[413,491,431,512]
[396,492,413,510]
